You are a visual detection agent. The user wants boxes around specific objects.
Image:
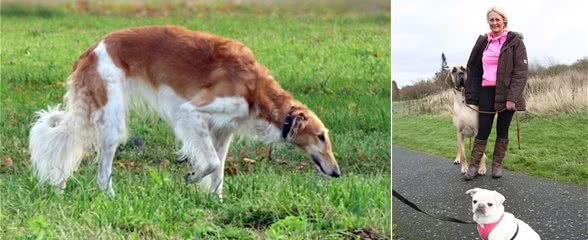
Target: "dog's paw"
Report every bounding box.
[105,188,115,198]
[207,192,224,202]
[461,165,468,174]
[184,170,209,184]
[453,158,461,165]
[478,166,487,175]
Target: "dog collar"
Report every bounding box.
[281,114,295,139]
[477,214,504,240]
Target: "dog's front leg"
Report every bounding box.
[206,132,233,199]
[478,153,487,175]
[454,130,463,164]
[175,104,220,184]
[455,131,469,174]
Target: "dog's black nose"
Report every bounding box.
[330,169,341,178]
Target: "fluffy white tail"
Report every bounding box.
[29,105,93,188]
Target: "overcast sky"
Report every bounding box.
[391,0,588,87]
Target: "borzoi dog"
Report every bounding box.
[448,65,487,175]
[29,26,341,198]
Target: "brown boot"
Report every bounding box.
[492,138,509,178]
[464,139,487,181]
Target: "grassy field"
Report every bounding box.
[393,111,588,185]
[0,5,391,239]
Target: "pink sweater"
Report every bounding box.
[482,31,508,87]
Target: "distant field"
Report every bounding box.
[397,66,588,115]
[0,4,391,239]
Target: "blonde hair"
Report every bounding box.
[486,6,508,26]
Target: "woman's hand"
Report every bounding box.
[506,101,516,111]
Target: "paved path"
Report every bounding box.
[392,145,588,240]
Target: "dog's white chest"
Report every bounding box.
[452,92,478,136]
[199,97,250,131]
[484,213,541,240]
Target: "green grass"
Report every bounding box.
[0,6,391,239]
[393,110,588,185]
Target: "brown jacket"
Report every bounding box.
[465,31,528,111]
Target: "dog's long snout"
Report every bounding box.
[311,154,341,178]
[458,73,466,87]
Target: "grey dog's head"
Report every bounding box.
[447,65,467,91]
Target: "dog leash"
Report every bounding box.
[392,189,476,224]
[464,105,521,150]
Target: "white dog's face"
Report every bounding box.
[466,188,506,218]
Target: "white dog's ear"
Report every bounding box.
[494,191,506,206]
[466,188,481,197]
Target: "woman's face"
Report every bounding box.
[488,11,506,35]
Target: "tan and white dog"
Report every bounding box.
[447,66,487,174]
[29,26,341,198]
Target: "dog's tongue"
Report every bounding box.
[479,208,486,214]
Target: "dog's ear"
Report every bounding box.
[285,107,309,142]
[494,191,506,206]
[445,69,454,86]
[465,188,481,197]
[290,107,308,123]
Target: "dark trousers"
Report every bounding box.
[476,87,515,141]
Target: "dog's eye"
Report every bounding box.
[488,203,493,207]
[473,200,477,204]
[318,134,325,142]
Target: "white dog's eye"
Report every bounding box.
[473,200,477,204]
[488,203,493,206]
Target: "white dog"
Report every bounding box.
[466,188,540,240]
[29,26,341,198]
[448,65,487,174]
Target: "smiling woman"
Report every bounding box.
[463,6,528,180]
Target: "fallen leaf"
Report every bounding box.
[238,149,245,161]
[243,158,256,164]
[255,147,266,156]
[159,159,169,168]
[295,161,309,171]
[116,160,143,171]
[275,159,288,165]
[225,166,239,175]
[3,156,13,168]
